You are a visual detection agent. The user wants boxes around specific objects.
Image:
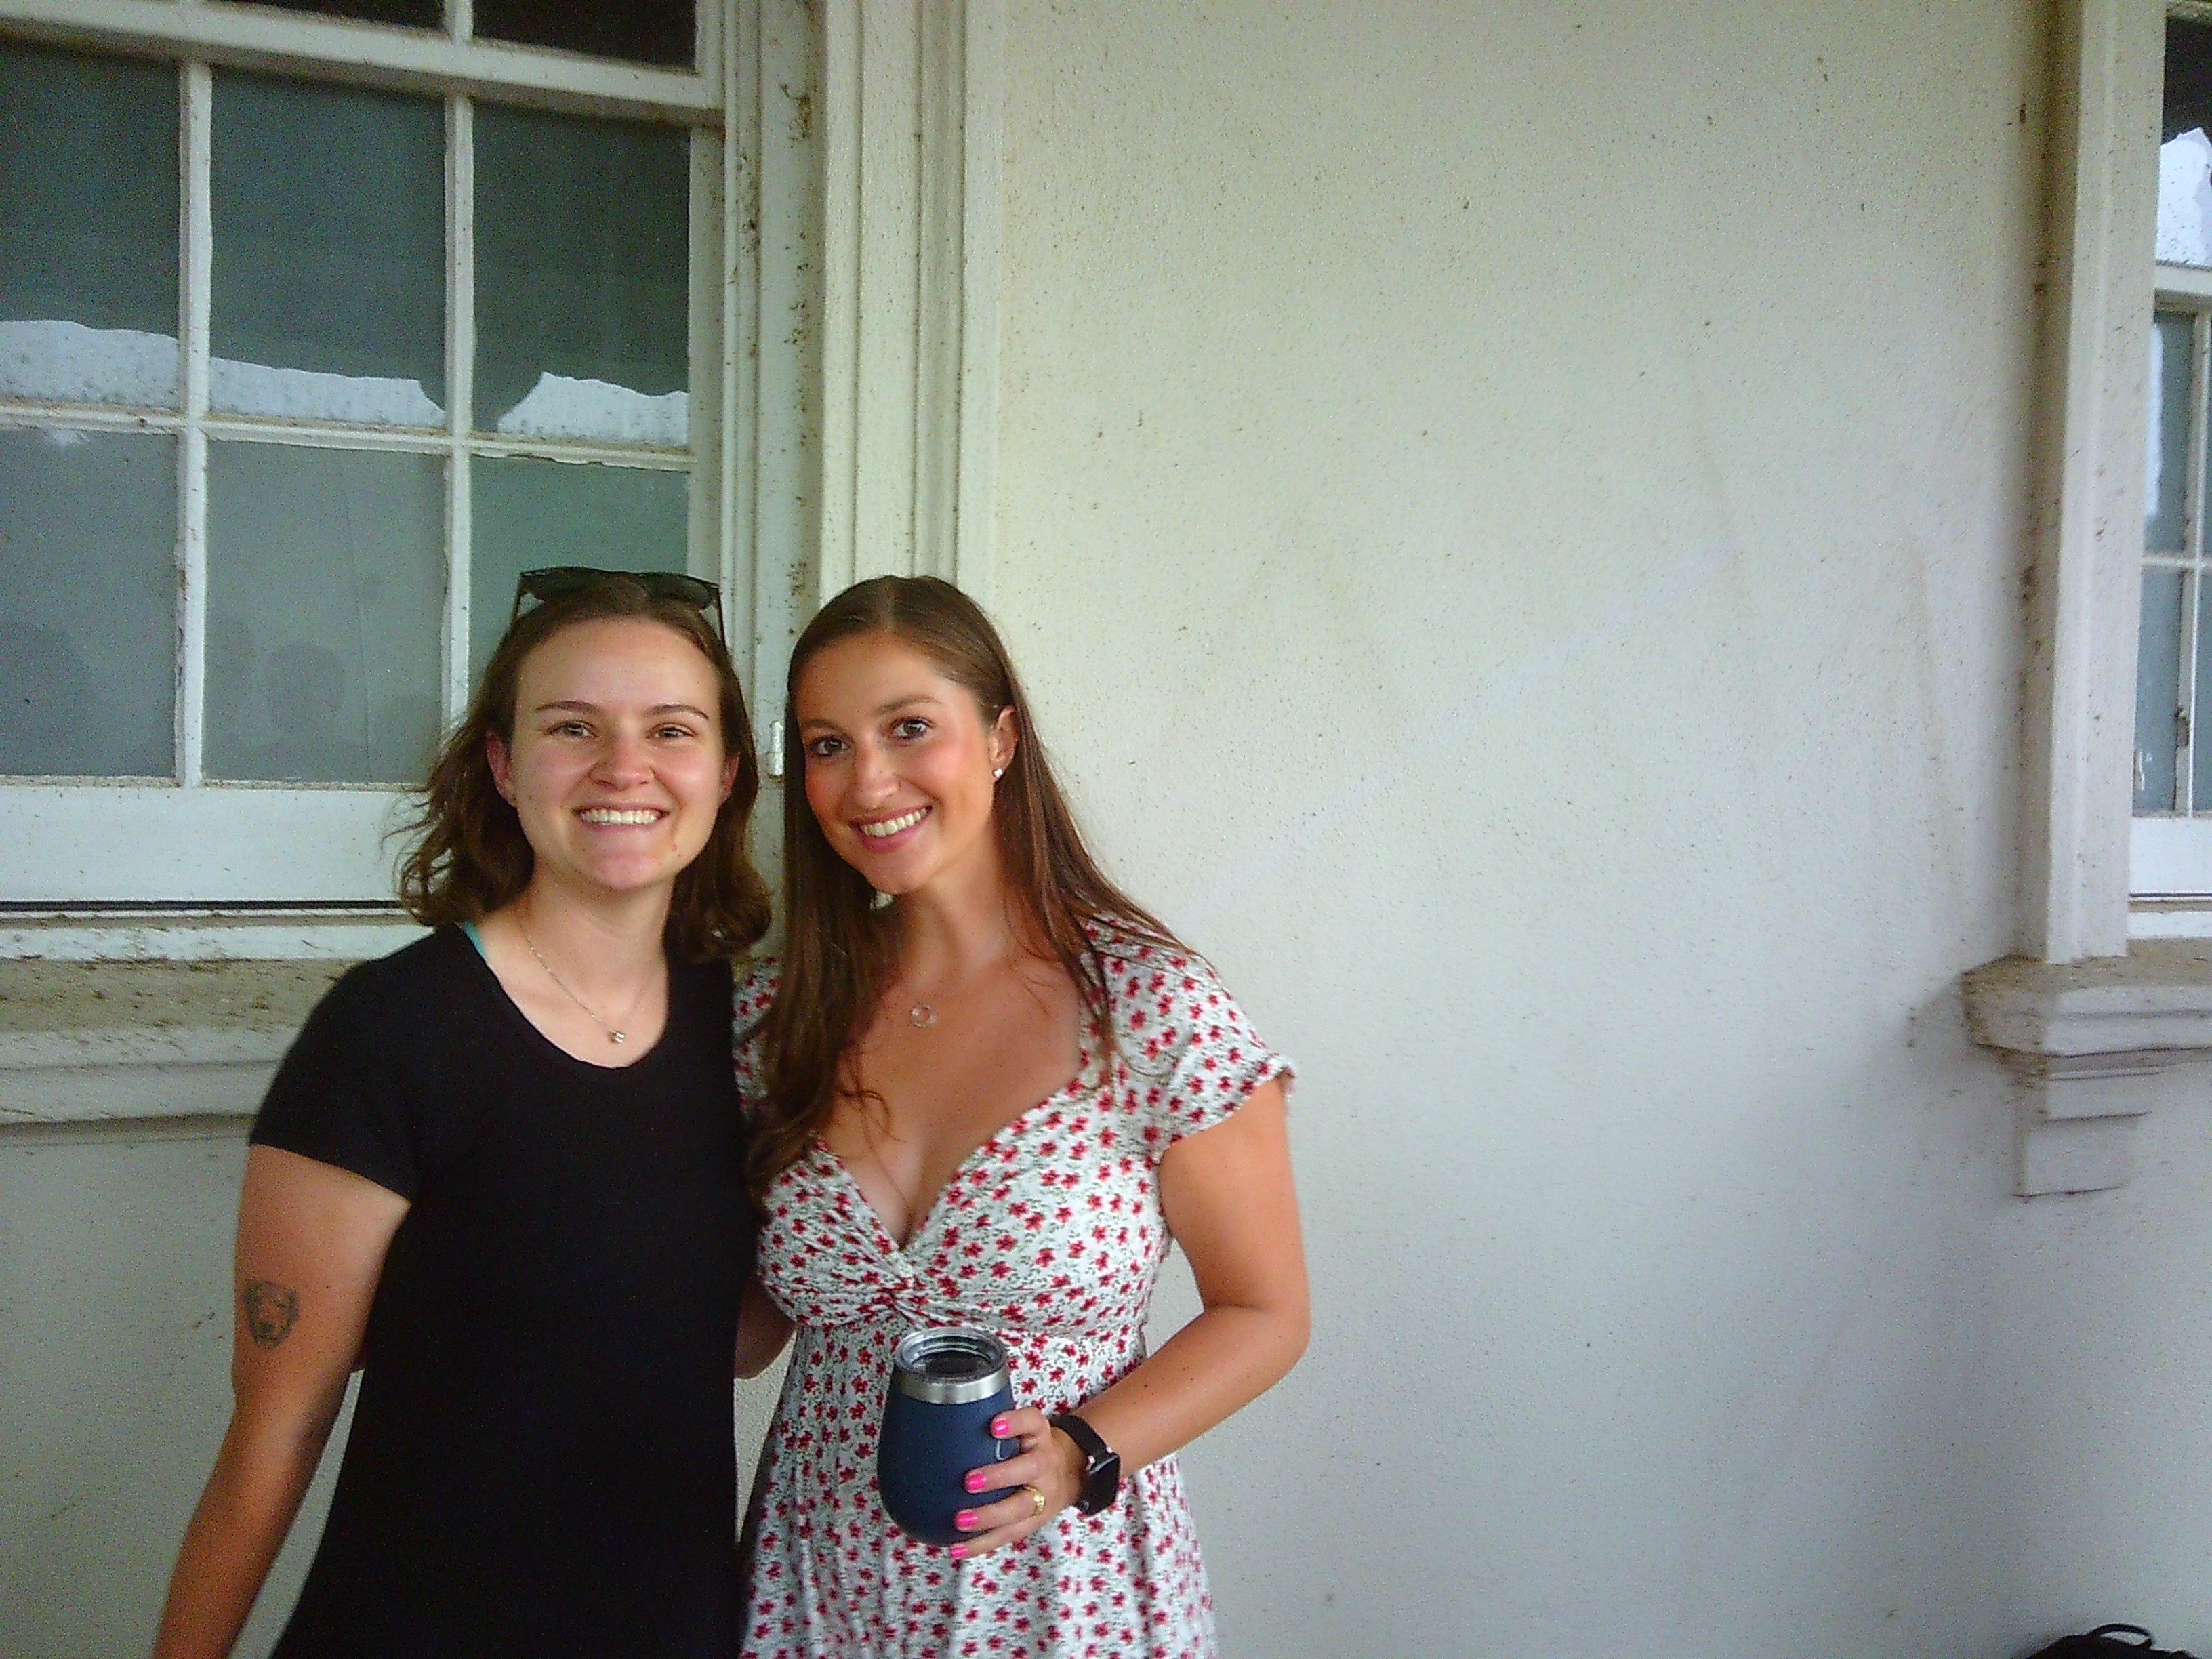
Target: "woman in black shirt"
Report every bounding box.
[153,571,771,1659]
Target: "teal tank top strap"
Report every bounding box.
[460,918,487,959]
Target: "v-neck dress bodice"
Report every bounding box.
[732,933,1290,1659]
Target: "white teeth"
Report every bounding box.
[859,807,928,839]
[579,808,663,825]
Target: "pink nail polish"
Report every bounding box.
[955,1510,977,1530]
[990,1416,1010,1436]
[949,1544,968,1560]
[964,1471,987,1492]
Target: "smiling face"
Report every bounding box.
[795,631,1015,899]
[487,616,739,905]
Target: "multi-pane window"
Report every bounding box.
[2137,9,2212,892]
[0,1,750,903]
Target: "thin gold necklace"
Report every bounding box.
[517,913,647,1046]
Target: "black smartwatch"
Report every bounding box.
[1049,1412,1121,1516]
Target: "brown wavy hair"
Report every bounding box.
[746,575,1179,1195]
[396,577,771,962]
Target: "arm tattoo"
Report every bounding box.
[241,1280,300,1349]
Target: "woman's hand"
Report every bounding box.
[949,1408,1086,1558]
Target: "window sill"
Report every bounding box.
[0,956,352,1132]
[1962,941,2212,1194]
[2128,898,2212,938]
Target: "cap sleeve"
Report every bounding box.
[1103,943,1292,1160]
[249,964,426,1201]
[731,956,780,1111]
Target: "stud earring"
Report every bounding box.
[993,767,1004,781]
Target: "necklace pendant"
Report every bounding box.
[909,1003,936,1029]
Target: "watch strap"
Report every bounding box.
[1048,1412,1121,1515]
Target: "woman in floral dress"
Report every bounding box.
[732,576,1308,1658]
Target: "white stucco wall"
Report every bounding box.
[986,1,2210,1654]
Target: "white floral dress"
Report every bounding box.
[732,936,1290,1659]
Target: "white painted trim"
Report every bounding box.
[444,91,474,720]
[815,0,863,597]
[743,0,819,746]
[813,0,1003,607]
[2129,813,2212,889]
[2018,0,2163,962]
[2129,899,2212,935]
[0,918,422,962]
[719,0,758,693]
[2156,258,2212,299]
[0,405,693,464]
[954,0,1002,611]
[1963,943,2212,1192]
[177,62,211,789]
[689,122,724,600]
[0,0,720,121]
[0,787,412,903]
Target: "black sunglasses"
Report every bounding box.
[510,566,726,640]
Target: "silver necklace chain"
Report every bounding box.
[518,917,638,1046]
[903,952,1025,1031]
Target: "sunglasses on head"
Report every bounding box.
[509,567,726,640]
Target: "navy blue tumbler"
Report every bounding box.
[878,1328,1021,1545]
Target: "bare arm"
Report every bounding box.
[957,1078,1308,1553]
[734,1270,795,1379]
[152,1146,409,1659]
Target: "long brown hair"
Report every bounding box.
[748,575,1177,1193]
[396,576,771,962]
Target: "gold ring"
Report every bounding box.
[1022,1483,1046,1517]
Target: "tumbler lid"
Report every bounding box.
[892,1327,1010,1404]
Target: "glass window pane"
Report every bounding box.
[0,430,177,777]
[2148,312,2194,554]
[0,45,178,408]
[476,106,688,445]
[205,443,444,784]
[211,73,445,427]
[2138,566,2186,813]
[471,459,689,675]
[253,0,441,24]
[474,0,695,69]
[2162,19,2212,268]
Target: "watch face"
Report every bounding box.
[1081,1452,1121,1515]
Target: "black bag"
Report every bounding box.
[2029,1626,2199,1659]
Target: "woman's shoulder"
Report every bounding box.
[310,924,479,1038]
[1082,916,1223,1000]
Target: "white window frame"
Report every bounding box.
[0,0,1002,930]
[2134,266,2212,895]
[2022,0,2167,957]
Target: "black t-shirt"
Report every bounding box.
[250,926,752,1659]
